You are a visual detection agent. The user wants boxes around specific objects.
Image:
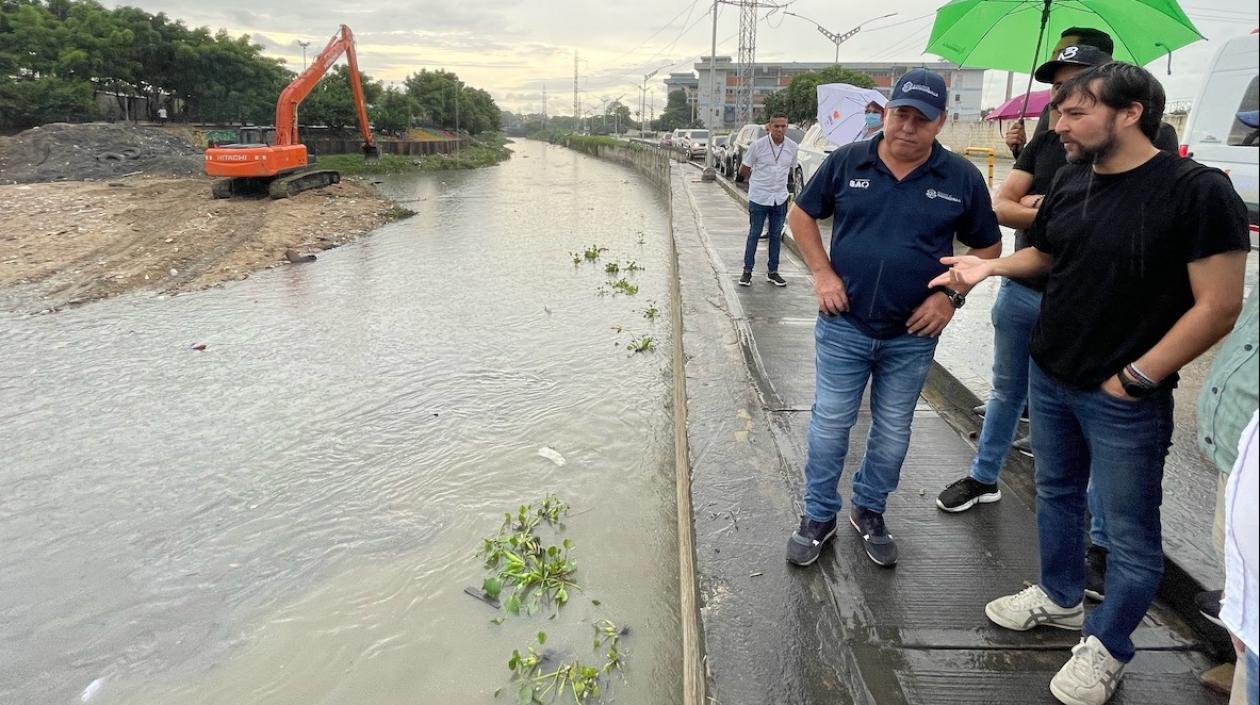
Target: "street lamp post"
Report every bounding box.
[640,64,670,138]
[298,40,311,71]
[701,0,720,181]
[783,11,897,64]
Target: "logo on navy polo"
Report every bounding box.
[1059,46,1079,60]
[849,178,870,189]
[900,81,941,98]
[925,188,961,203]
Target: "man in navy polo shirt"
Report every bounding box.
[784,69,1001,568]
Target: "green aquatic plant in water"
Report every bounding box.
[500,623,628,704]
[626,335,655,353]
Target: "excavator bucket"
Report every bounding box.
[363,143,380,161]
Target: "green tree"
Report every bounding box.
[372,86,417,134]
[654,89,692,132]
[0,75,97,127]
[763,66,876,124]
[300,63,382,130]
[402,69,501,134]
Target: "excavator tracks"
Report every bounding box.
[210,169,341,200]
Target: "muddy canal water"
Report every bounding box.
[0,140,682,704]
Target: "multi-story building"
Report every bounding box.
[663,73,701,123]
[679,56,987,128]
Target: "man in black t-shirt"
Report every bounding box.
[932,63,1250,705]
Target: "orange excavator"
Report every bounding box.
[205,24,378,199]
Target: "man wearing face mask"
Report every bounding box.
[933,63,1249,705]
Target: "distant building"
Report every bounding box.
[680,56,986,128]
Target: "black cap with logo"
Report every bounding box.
[1034,44,1113,83]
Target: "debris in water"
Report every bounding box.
[537,447,566,466]
[285,249,317,264]
[190,342,207,351]
[80,677,104,702]
[750,572,764,578]
[463,585,501,609]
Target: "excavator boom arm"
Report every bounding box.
[274,24,375,150]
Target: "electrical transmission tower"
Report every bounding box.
[735,0,758,126]
[573,51,580,128]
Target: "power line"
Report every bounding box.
[591,0,706,71]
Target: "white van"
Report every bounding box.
[1183,31,1259,247]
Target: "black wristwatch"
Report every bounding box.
[1117,367,1158,399]
[937,286,966,309]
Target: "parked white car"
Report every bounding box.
[675,129,710,159]
[792,123,841,197]
[1183,32,1259,247]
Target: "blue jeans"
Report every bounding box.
[744,200,786,274]
[803,314,938,521]
[971,279,1041,484]
[972,280,1110,548]
[1247,647,1258,705]
[1028,361,1173,663]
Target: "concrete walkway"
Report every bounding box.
[670,163,1225,705]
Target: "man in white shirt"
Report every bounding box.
[738,113,798,287]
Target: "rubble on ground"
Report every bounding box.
[0,122,203,184]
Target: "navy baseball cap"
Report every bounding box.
[1034,44,1112,83]
[887,69,948,121]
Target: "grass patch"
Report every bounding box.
[315,136,511,175]
[384,205,416,220]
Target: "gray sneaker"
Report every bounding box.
[1012,436,1034,457]
[786,515,837,566]
[850,505,897,566]
[985,584,1083,632]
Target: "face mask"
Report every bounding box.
[864,113,882,129]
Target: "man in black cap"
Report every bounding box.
[1005,28,1179,157]
[937,41,1118,598]
[784,68,1001,569]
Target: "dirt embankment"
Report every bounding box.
[0,178,393,312]
[0,123,399,313]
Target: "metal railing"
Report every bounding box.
[963,147,995,187]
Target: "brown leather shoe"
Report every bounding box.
[1199,663,1234,695]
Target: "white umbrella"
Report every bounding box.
[816,83,888,147]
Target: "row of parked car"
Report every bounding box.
[661,124,838,195]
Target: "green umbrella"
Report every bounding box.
[927,0,1202,74]
[926,0,1201,155]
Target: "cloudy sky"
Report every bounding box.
[113,0,1257,115]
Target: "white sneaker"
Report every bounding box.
[1050,636,1125,705]
[985,584,1084,631]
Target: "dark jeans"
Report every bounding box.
[972,280,1109,546]
[744,200,786,274]
[1029,361,1173,662]
[803,314,938,520]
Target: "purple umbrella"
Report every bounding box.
[986,89,1053,121]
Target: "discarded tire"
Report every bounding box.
[96,152,125,162]
[120,148,142,159]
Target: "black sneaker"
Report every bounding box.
[786,515,837,567]
[738,271,752,287]
[1011,436,1034,457]
[850,505,897,566]
[766,272,787,287]
[973,403,1030,422]
[1084,545,1107,602]
[1196,589,1224,627]
[936,476,1001,513]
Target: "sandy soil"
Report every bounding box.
[0,176,395,313]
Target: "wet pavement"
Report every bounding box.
[0,140,683,705]
[676,163,1225,704]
